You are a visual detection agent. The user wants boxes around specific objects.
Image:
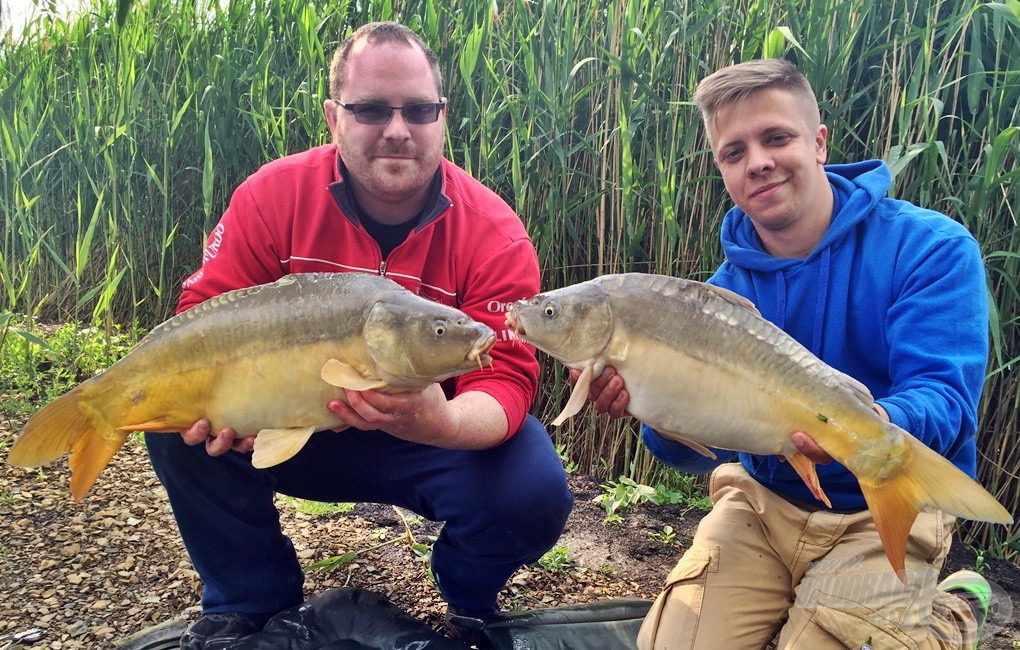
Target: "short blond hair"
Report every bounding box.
[694,59,819,128]
[328,21,444,100]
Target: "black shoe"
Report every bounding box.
[179,612,267,649]
[444,606,500,649]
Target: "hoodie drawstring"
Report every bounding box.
[812,247,831,354]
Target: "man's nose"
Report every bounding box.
[383,110,413,138]
[746,145,773,175]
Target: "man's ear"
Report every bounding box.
[323,99,339,134]
[815,123,828,165]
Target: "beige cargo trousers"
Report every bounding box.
[638,463,977,649]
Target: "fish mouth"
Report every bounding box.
[504,306,526,339]
[469,332,497,369]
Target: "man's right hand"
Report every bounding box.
[569,366,630,419]
[181,419,255,456]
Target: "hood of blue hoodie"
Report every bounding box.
[719,159,889,273]
[711,159,892,510]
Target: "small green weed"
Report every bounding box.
[968,546,987,575]
[281,497,354,517]
[304,530,408,574]
[648,525,676,544]
[410,535,436,563]
[555,443,577,474]
[538,545,574,573]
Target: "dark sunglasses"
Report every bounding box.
[334,99,446,125]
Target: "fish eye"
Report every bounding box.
[432,320,448,337]
[543,301,558,318]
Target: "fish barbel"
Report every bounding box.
[8,272,495,501]
[505,273,1011,577]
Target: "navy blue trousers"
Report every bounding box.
[145,415,572,618]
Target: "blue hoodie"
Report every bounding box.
[642,160,989,511]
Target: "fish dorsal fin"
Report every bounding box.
[701,283,761,315]
[784,452,833,508]
[251,426,318,468]
[835,370,874,406]
[321,359,386,390]
[655,429,718,460]
[551,365,595,427]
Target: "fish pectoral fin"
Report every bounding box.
[551,365,594,427]
[251,426,317,469]
[320,359,386,390]
[656,430,718,460]
[785,452,832,508]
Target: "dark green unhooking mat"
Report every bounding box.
[454,596,652,650]
[116,587,653,650]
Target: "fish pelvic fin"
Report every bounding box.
[656,430,718,460]
[251,426,318,468]
[321,359,386,391]
[115,420,186,433]
[785,452,832,508]
[551,364,594,426]
[8,388,129,502]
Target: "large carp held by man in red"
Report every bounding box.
[8,272,495,501]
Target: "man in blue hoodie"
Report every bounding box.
[582,59,993,649]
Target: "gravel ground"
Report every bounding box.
[2,426,1018,649]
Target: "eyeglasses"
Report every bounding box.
[333,99,447,125]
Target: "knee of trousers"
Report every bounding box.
[782,603,953,649]
[638,547,717,650]
[465,469,573,554]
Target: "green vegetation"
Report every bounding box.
[648,525,677,545]
[281,497,356,517]
[538,545,576,573]
[0,318,138,419]
[596,476,712,525]
[1,0,1017,557]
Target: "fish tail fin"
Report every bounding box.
[898,433,1013,524]
[858,480,918,581]
[7,387,129,502]
[859,431,1013,580]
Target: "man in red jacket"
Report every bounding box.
[146,21,572,649]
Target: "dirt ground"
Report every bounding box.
[1,432,1018,649]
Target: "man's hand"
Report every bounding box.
[181,419,255,455]
[790,431,832,464]
[569,366,630,419]
[328,384,447,440]
[327,383,507,449]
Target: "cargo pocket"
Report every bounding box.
[787,605,921,650]
[637,547,717,650]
